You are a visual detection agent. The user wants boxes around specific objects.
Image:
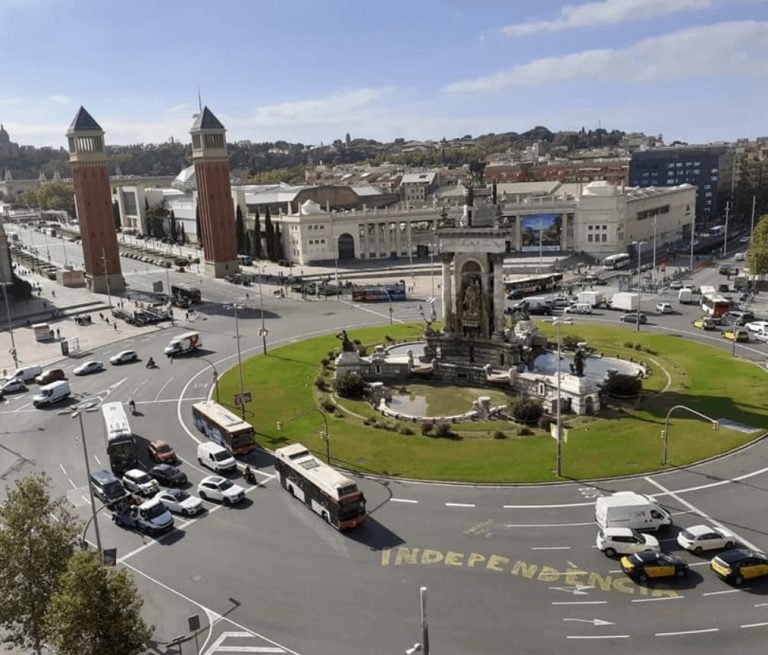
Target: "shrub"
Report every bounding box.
[623,342,634,349]
[634,343,643,351]
[538,415,554,431]
[562,335,582,349]
[492,430,507,440]
[517,426,534,436]
[314,376,328,391]
[435,423,453,438]
[333,371,366,398]
[320,357,330,368]
[357,345,368,357]
[320,398,335,412]
[385,335,394,342]
[509,397,544,424]
[421,420,434,435]
[603,373,642,397]
[353,339,362,346]
[398,425,415,435]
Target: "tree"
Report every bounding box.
[264,205,274,261]
[235,205,246,254]
[747,214,768,277]
[508,397,543,424]
[0,474,79,654]
[195,205,203,248]
[169,210,177,242]
[179,222,187,244]
[112,201,121,230]
[46,551,153,655]
[333,371,366,398]
[251,207,262,259]
[273,222,283,261]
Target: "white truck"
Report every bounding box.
[609,292,639,312]
[595,491,671,531]
[164,331,202,357]
[577,290,604,307]
[678,287,698,304]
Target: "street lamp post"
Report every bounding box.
[233,304,245,419]
[1,283,19,369]
[662,404,720,466]
[257,265,267,354]
[723,201,731,258]
[651,217,657,291]
[404,586,430,655]
[198,356,220,403]
[551,318,573,477]
[382,287,393,325]
[279,407,331,463]
[635,240,645,334]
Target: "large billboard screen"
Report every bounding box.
[521,213,562,252]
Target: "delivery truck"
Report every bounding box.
[678,287,698,304]
[595,491,671,531]
[609,292,639,312]
[164,331,202,357]
[577,291,604,307]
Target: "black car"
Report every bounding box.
[711,548,768,585]
[721,311,755,326]
[620,551,689,583]
[620,312,648,324]
[148,464,188,487]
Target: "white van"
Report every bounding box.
[6,365,43,383]
[595,491,671,531]
[197,442,236,473]
[563,303,592,315]
[32,380,71,408]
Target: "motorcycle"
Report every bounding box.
[146,358,157,369]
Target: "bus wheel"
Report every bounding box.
[322,511,329,523]
[288,485,294,496]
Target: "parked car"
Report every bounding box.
[110,350,138,365]
[621,551,689,582]
[677,524,737,554]
[722,311,755,326]
[0,378,26,394]
[596,527,660,557]
[197,476,245,505]
[154,489,203,517]
[722,328,749,342]
[122,468,159,496]
[692,317,717,330]
[35,368,66,385]
[656,302,673,314]
[148,464,188,487]
[148,440,178,463]
[619,312,648,324]
[73,360,104,376]
[711,548,768,585]
[669,280,685,290]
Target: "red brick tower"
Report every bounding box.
[67,107,124,293]
[191,107,237,277]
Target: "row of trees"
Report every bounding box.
[17,182,76,216]
[0,475,151,655]
[234,206,284,262]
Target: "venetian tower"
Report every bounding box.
[190,107,238,277]
[67,107,124,294]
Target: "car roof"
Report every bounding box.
[718,548,760,563]
[685,524,715,536]
[604,527,634,536]
[202,475,225,484]
[151,439,169,447]
[125,468,145,477]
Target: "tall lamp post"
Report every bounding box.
[1,283,19,369]
[229,303,246,418]
[662,404,720,466]
[635,240,645,334]
[404,586,430,655]
[550,317,572,477]
[382,287,393,325]
[61,401,103,557]
[257,265,268,354]
[198,356,220,403]
[278,407,331,464]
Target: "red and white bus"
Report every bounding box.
[700,289,731,317]
[274,443,367,530]
[191,400,256,456]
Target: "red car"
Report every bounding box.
[148,440,177,463]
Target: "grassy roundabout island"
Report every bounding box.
[217,323,768,483]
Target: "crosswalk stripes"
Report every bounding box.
[203,630,286,654]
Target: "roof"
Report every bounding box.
[497,181,561,196]
[67,106,101,133]
[351,185,383,197]
[400,172,437,186]
[191,106,225,131]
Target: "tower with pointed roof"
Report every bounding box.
[190,106,237,277]
[66,106,124,293]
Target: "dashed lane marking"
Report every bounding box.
[567,635,630,639]
[703,589,746,596]
[655,628,719,637]
[68,478,76,489]
[504,522,594,528]
[552,601,607,605]
[445,502,476,508]
[532,546,571,550]
[390,498,419,504]
[741,622,768,629]
[94,455,101,466]
[59,463,67,475]
[632,596,684,603]
[154,377,174,401]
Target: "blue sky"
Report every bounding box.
[1,0,767,147]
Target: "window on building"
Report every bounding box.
[587,234,593,243]
[602,234,607,242]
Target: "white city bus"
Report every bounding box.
[603,253,632,270]
[274,443,367,530]
[101,402,138,474]
[191,400,256,456]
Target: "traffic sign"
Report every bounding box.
[258,328,269,337]
[234,391,253,406]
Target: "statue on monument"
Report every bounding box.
[461,276,482,337]
[570,347,587,378]
[336,329,354,352]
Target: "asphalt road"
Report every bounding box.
[3,242,768,654]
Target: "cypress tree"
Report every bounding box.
[195,205,203,248]
[274,222,284,261]
[264,206,274,261]
[169,210,177,242]
[179,222,186,243]
[235,205,246,254]
[252,207,262,259]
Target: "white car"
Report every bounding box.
[197,476,245,505]
[596,527,660,557]
[735,252,745,261]
[0,378,26,394]
[677,524,737,554]
[656,302,673,314]
[745,321,768,334]
[73,360,104,376]
[154,489,203,517]
[110,350,138,365]
[122,468,159,496]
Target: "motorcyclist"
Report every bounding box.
[146,356,156,369]
[244,464,255,484]
[128,399,136,414]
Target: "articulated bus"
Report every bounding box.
[101,402,138,474]
[351,280,407,302]
[171,283,202,304]
[274,443,367,530]
[191,400,256,456]
[505,273,563,299]
[602,253,632,270]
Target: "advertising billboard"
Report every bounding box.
[520,213,562,253]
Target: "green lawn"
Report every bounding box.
[216,323,768,482]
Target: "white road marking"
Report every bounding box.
[503,522,594,528]
[93,455,101,466]
[445,502,475,508]
[632,596,684,603]
[741,622,768,629]
[503,502,592,509]
[531,546,571,550]
[59,463,67,475]
[552,601,607,605]
[390,498,419,504]
[655,628,719,637]
[80,495,90,505]
[68,478,76,489]
[703,589,745,596]
[754,603,768,607]
[566,635,630,639]
[645,476,762,552]
[688,561,710,567]
[651,466,768,499]
[154,377,174,401]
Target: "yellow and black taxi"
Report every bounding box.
[620,551,689,583]
[722,327,749,342]
[711,548,768,585]
[692,317,717,330]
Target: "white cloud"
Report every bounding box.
[45,95,69,105]
[446,20,768,93]
[501,0,712,37]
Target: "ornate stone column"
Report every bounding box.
[440,253,454,333]
[491,253,506,341]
